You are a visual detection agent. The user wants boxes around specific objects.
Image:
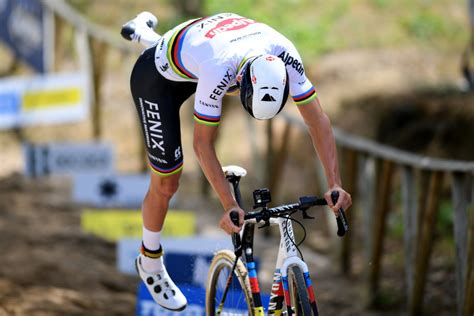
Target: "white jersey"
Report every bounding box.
[154,13,317,125]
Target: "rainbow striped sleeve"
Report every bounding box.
[292,86,317,106]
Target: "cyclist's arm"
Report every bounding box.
[193,124,243,233]
[297,97,352,211]
[193,63,244,233]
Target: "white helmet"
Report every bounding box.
[239,54,289,120]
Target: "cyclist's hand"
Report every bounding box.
[219,207,245,234]
[325,186,352,216]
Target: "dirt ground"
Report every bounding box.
[0,46,465,315]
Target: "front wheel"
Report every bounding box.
[287,265,313,315]
[206,250,253,315]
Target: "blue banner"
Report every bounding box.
[0,0,50,73]
[137,283,270,316]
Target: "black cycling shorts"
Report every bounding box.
[130,46,197,176]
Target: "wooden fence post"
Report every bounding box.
[263,120,274,237]
[74,28,94,134]
[53,12,64,71]
[452,172,474,316]
[409,171,444,316]
[268,122,292,200]
[265,119,274,188]
[368,159,394,304]
[463,204,474,316]
[401,166,419,306]
[358,155,377,263]
[90,39,108,139]
[340,148,357,275]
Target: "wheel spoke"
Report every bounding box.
[207,252,252,316]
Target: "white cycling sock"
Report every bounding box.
[141,227,164,273]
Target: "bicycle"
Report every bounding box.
[205,165,349,315]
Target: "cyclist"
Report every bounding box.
[121,12,352,311]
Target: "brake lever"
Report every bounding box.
[229,211,242,256]
[301,207,315,219]
[258,219,271,229]
[255,209,271,229]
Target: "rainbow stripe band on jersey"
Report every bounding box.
[167,18,205,80]
[149,160,183,176]
[193,111,220,126]
[293,86,317,106]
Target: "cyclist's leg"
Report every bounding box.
[129,45,197,311]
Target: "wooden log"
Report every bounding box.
[340,148,357,275]
[452,172,473,316]
[401,166,419,300]
[409,171,443,316]
[368,160,394,302]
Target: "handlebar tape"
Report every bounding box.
[331,191,349,237]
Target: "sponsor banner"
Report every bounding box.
[23,142,114,178]
[0,0,53,73]
[0,72,88,129]
[73,173,156,208]
[137,283,270,316]
[117,237,233,283]
[81,210,195,241]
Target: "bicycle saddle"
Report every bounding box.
[222,165,247,178]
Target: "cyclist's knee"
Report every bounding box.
[149,172,181,200]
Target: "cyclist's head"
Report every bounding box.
[238,54,289,120]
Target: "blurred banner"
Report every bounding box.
[130,237,267,316]
[81,210,196,241]
[0,0,53,73]
[73,174,151,208]
[137,283,264,316]
[23,142,114,177]
[117,237,233,278]
[0,72,88,129]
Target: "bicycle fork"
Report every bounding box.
[268,217,319,315]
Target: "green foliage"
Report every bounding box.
[370,0,390,9]
[437,200,454,238]
[402,12,448,40]
[202,0,467,59]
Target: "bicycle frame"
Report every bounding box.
[238,217,318,315]
[228,175,318,315]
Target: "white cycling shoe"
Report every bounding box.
[121,12,161,47]
[135,255,187,311]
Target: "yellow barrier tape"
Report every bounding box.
[81,209,195,241]
[22,88,81,110]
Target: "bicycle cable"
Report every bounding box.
[275,210,308,261]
